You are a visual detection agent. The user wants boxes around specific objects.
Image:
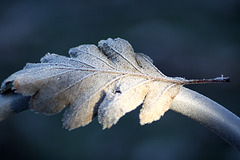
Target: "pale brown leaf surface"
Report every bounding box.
[1,38,199,130]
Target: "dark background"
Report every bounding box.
[0,0,240,159]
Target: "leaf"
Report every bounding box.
[0,38,229,130]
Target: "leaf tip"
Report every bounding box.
[139,113,160,126]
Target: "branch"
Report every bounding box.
[170,87,240,151]
[0,93,30,121]
[0,87,240,151]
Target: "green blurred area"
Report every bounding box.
[0,0,240,159]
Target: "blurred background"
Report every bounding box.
[0,0,240,159]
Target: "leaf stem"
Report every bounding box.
[38,67,230,86]
[183,76,230,85]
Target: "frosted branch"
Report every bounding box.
[0,93,30,121]
[170,87,240,151]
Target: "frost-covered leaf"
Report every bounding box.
[1,38,229,130]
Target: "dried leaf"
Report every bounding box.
[1,38,229,130]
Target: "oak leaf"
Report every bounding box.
[1,38,227,130]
